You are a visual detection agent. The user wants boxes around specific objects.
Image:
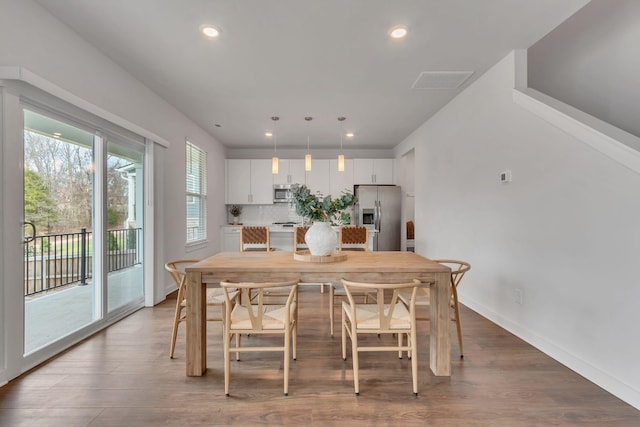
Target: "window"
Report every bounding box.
[186,140,207,243]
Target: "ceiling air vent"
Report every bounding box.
[411,71,474,90]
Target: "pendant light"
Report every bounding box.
[304,116,313,171]
[337,116,346,172]
[271,116,279,174]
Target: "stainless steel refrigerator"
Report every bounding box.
[354,185,402,251]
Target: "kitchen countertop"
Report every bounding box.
[221,224,298,232]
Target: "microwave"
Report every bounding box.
[273,184,292,203]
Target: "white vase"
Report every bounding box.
[305,221,337,256]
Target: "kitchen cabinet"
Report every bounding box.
[221,226,241,252]
[225,159,273,204]
[353,158,394,185]
[273,159,306,186]
[329,158,354,198]
[225,159,249,204]
[305,159,330,197]
[269,231,293,251]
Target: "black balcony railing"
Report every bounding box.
[24,227,143,297]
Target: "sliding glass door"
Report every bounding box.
[22,108,145,354]
[106,139,144,313]
[23,110,97,353]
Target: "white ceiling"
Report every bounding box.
[35,0,589,150]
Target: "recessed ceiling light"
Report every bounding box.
[201,25,220,39]
[346,133,354,138]
[389,25,408,40]
[265,132,273,137]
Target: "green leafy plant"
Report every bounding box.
[24,169,58,233]
[290,184,356,223]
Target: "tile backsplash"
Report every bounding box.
[226,203,302,225]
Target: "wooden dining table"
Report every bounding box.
[185,250,453,377]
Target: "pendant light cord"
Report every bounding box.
[272,116,278,154]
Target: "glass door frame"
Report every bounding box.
[105,135,146,315]
[1,83,151,382]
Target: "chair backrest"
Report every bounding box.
[164,259,201,290]
[220,280,298,330]
[341,279,421,331]
[433,260,471,303]
[239,226,271,252]
[433,260,470,288]
[406,220,415,240]
[293,226,309,252]
[338,226,369,251]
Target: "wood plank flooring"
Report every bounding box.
[1,286,639,426]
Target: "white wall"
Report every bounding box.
[0,0,226,298]
[394,51,640,409]
[528,0,640,140]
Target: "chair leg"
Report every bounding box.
[329,286,335,336]
[292,320,298,361]
[351,326,360,396]
[341,307,347,360]
[397,333,403,359]
[169,303,182,358]
[284,327,290,396]
[320,283,324,293]
[454,307,464,358]
[236,333,241,361]
[224,328,231,396]
[410,327,418,396]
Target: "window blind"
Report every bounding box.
[185,140,207,243]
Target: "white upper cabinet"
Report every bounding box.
[250,159,274,204]
[329,158,354,198]
[287,159,306,186]
[226,159,273,204]
[227,158,394,204]
[226,159,251,204]
[305,159,330,197]
[353,158,394,185]
[273,159,306,186]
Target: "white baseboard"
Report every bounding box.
[461,296,640,410]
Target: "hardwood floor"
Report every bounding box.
[1,286,639,426]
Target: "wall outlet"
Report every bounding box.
[513,288,523,305]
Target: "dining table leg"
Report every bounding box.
[430,270,452,376]
[186,270,206,376]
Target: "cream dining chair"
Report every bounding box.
[220,280,299,396]
[398,259,471,358]
[328,226,371,335]
[340,278,422,396]
[164,260,236,359]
